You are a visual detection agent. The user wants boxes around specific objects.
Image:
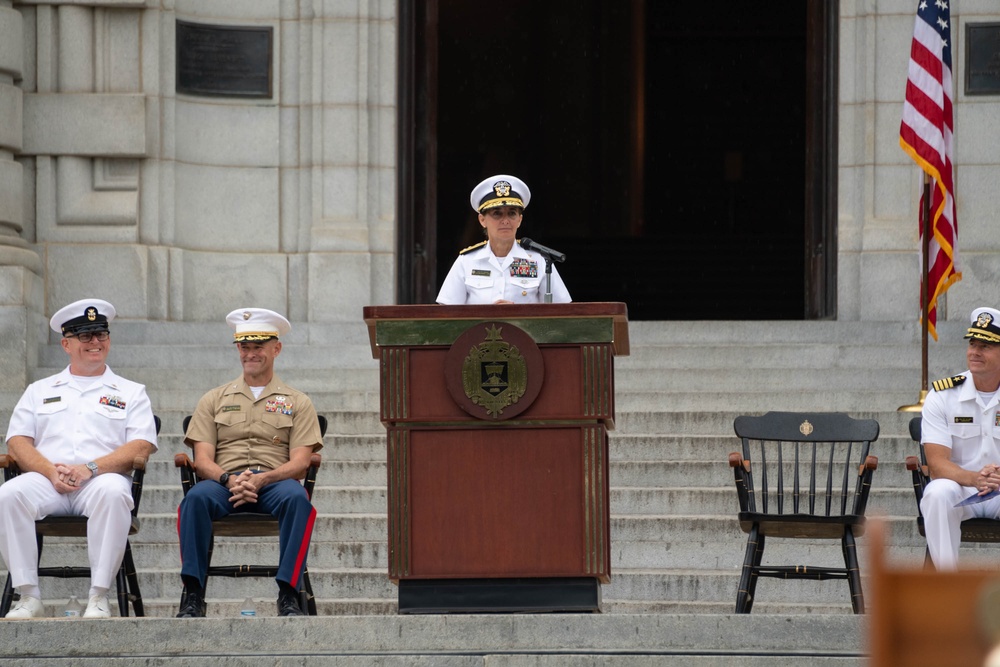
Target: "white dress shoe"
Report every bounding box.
[5,595,44,619]
[82,594,111,618]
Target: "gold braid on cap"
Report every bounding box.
[966,327,1000,344]
[478,197,525,212]
[234,331,278,342]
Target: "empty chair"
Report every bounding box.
[728,411,879,613]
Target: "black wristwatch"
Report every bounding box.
[218,472,230,486]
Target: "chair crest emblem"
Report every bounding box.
[799,420,814,436]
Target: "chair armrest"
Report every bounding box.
[303,453,324,499]
[132,456,148,472]
[728,452,749,472]
[174,453,198,497]
[860,455,878,472]
[905,455,930,505]
[0,453,21,481]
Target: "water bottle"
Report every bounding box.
[239,597,256,617]
[63,595,83,618]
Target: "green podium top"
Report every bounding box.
[362,302,629,357]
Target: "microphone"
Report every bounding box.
[520,238,567,263]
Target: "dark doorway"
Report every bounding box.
[398,1,838,320]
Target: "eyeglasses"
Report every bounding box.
[68,331,110,343]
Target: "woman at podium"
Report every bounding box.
[436,174,572,305]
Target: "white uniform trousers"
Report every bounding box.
[920,477,1000,570]
[0,471,133,590]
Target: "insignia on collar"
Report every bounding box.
[932,375,967,392]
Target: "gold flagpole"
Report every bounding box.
[899,172,932,412]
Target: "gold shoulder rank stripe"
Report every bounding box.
[932,374,967,392]
[459,240,488,255]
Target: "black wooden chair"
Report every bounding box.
[0,414,160,617]
[905,416,1000,564]
[174,413,326,615]
[728,411,879,614]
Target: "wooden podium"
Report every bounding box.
[363,303,629,613]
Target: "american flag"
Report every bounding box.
[899,0,960,340]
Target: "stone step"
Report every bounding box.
[617,341,959,370]
[0,614,865,665]
[28,519,936,573]
[11,514,936,573]
[614,409,922,436]
[136,483,923,517]
[614,390,930,413]
[122,457,924,500]
[17,567,886,607]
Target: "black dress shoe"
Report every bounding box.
[176,589,206,618]
[277,591,305,616]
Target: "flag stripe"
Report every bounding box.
[899,0,960,340]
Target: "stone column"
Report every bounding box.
[0,1,43,396]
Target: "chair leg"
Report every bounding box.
[843,528,864,614]
[0,573,14,616]
[122,540,144,617]
[745,532,765,613]
[735,525,761,613]
[115,558,129,616]
[300,570,316,616]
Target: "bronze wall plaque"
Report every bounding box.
[966,23,1000,95]
[176,20,273,98]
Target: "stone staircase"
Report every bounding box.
[0,315,991,663]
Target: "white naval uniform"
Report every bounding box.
[436,240,572,305]
[0,365,158,591]
[919,370,1000,569]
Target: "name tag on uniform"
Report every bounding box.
[955,416,974,423]
[472,269,491,276]
[222,405,241,412]
[43,396,61,404]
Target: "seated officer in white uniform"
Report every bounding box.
[0,298,158,618]
[436,174,572,305]
[920,306,1000,569]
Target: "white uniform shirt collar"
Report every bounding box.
[49,365,121,390]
